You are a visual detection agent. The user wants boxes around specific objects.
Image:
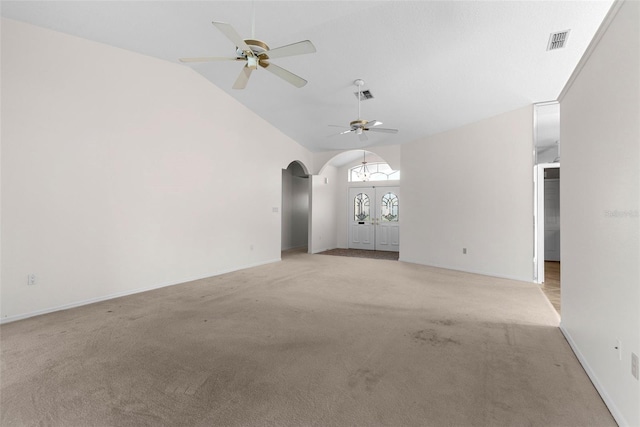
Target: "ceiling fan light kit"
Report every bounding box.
[357,151,371,181]
[179,21,316,89]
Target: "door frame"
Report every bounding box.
[534,162,560,283]
[347,184,400,252]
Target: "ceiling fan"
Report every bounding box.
[179,21,316,90]
[329,79,399,142]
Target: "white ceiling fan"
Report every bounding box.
[179,20,316,89]
[329,79,399,142]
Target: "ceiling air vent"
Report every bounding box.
[547,30,570,51]
[355,90,374,100]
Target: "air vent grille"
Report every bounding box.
[547,30,570,50]
[355,90,374,100]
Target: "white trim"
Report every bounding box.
[558,0,624,101]
[0,258,281,325]
[560,325,628,427]
[398,258,534,283]
[534,162,561,284]
[310,246,336,254]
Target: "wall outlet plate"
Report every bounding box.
[632,352,639,380]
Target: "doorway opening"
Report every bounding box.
[538,165,561,313]
[282,161,310,253]
[533,102,561,314]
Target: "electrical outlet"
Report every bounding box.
[632,353,639,380]
[463,248,467,254]
[27,274,36,285]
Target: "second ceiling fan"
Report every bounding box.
[329,79,399,142]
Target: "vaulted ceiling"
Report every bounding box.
[1,1,614,152]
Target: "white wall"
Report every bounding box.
[309,166,339,253]
[559,1,639,425]
[281,169,294,250]
[0,19,312,322]
[314,144,401,174]
[281,170,309,251]
[401,106,534,282]
[291,177,309,249]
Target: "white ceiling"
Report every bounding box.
[1,1,613,152]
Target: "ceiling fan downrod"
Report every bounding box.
[355,79,364,120]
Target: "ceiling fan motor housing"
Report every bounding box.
[236,39,270,58]
[350,119,367,129]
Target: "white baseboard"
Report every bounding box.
[310,246,335,254]
[560,324,628,427]
[0,258,280,325]
[398,257,534,283]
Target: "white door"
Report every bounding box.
[375,188,400,251]
[348,187,400,252]
[349,188,376,250]
[544,179,560,261]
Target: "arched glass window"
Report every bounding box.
[381,193,399,222]
[354,193,370,221]
[349,162,400,182]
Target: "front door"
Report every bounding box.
[348,187,400,252]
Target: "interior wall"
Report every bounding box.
[291,177,309,249]
[534,102,560,164]
[309,165,338,254]
[281,167,309,251]
[314,145,401,174]
[401,106,534,281]
[281,169,294,250]
[0,19,312,322]
[559,1,639,425]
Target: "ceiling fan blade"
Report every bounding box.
[367,127,399,134]
[327,129,353,138]
[212,21,251,53]
[232,65,253,90]
[259,61,307,88]
[359,132,369,142]
[179,56,242,63]
[366,120,382,127]
[261,40,316,59]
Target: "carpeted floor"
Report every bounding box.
[0,251,614,426]
[317,248,399,260]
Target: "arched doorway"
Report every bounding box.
[315,149,401,253]
[282,161,310,252]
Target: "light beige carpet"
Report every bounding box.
[1,251,614,426]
